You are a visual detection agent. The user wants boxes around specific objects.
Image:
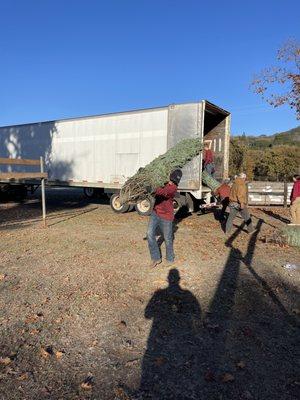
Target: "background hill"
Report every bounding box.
[233,126,300,149]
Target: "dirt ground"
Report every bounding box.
[0,188,299,400]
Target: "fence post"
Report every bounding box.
[40,157,47,227]
[283,180,288,209]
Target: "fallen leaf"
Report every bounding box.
[30,329,40,335]
[204,369,215,382]
[80,381,92,390]
[80,374,94,390]
[237,361,246,369]
[154,356,167,366]
[0,357,12,365]
[25,315,39,324]
[40,346,54,359]
[55,351,64,359]
[221,373,235,383]
[114,386,131,400]
[118,320,127,329]
[40,348,50,359]
[18,373,29,381]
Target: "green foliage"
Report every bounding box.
[281,225,300,248]
[229,140,255,179]
[253,146,300,181]
[120,138,202,204]
[230,128,300,180]
[229,140,245,176]
[202,170,220,191]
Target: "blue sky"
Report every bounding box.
[0,0,299,135]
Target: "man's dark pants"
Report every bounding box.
[225,204,254,234]
[220,197,230,220]
[147,212,174,262]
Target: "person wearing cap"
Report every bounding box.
[147,169,182,268]
[225,172,255,234]
[214,178,231,221]
[290,174,300,224]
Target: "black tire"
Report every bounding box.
[135,197,154,216]
[83,187,96,198]
[110,193,130,213]
[16,185,27,200]
[173,199,181,214]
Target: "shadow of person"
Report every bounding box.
[139,269,202,399]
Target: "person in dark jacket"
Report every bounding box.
[147,169,182,268]
[290,174,300,224]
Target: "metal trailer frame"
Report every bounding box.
[0,157,47,226]
[0,101,230,210]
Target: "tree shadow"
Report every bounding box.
[0,188,109,230]
[0,122,74,179]
[258,208,290,224]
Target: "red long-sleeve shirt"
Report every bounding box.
[153,182,177,221]
[204,149,214,166]
[290,180,300,204]
[215,183,230,199]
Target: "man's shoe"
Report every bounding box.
[165,260,175,267]
[149,259,162,268]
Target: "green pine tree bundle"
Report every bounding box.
[119,138,202,204]
[202,170,221,192]
[281,225,300,248]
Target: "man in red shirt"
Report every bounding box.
[214,178,231,221]
[290,174,300,224]
[203,143,215,176]
[147,169,182,267]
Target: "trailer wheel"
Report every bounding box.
[110,193,130,213]
[173,199,181,214]
[135,197,154,216]
[83,187,96,198]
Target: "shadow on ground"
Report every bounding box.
[0,188,109,230]
[136,220,299,400]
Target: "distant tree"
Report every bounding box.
[254,146,300,181]
[251,39,300,119]
[229,139,244,177]
[229,139,255,179]
[230,137,300,181]
[243,150,256,180]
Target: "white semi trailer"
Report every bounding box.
[0,101,230,215]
